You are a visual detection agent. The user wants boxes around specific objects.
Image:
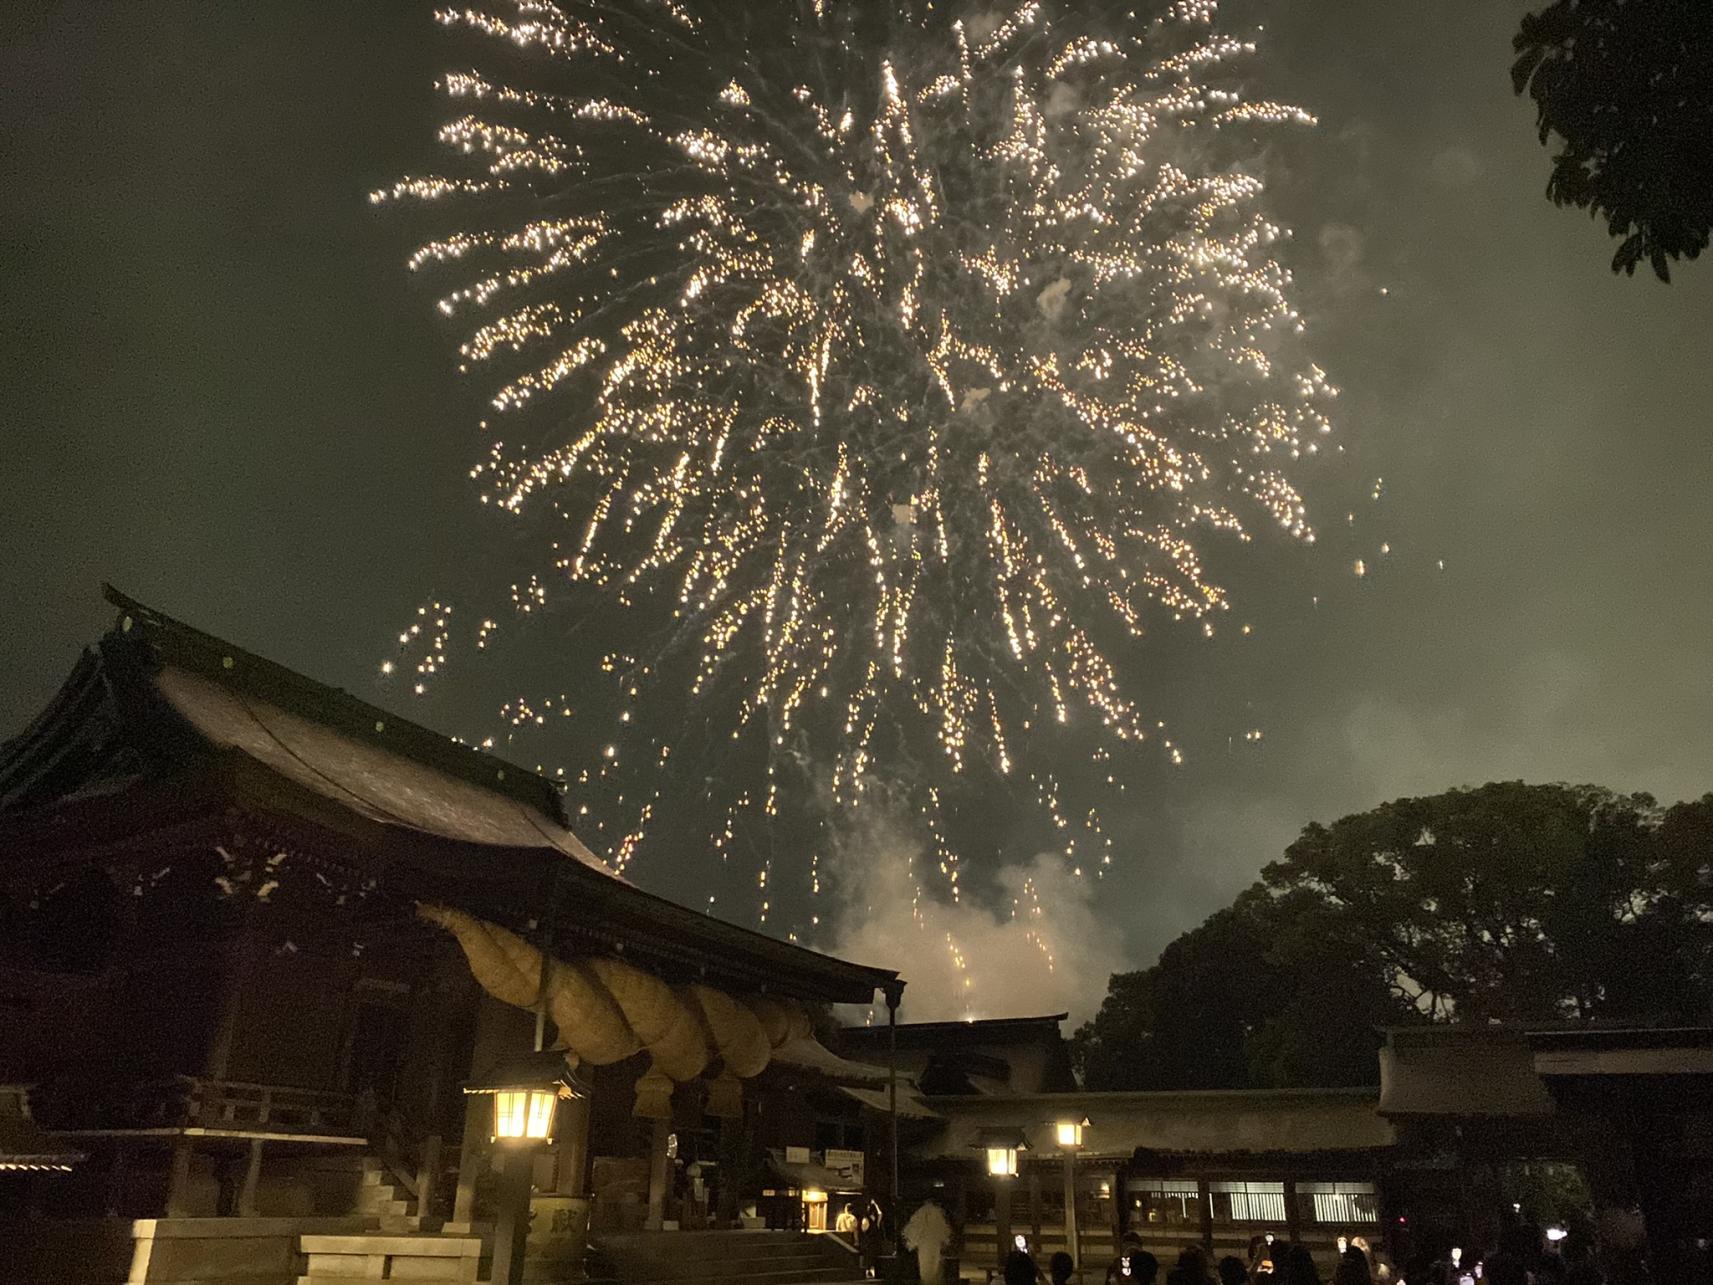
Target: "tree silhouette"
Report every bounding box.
[1073,784,1713,1091]
[1072,886,1405,1092]
[1267,783,1713,1023]
[1513,0,1713,281]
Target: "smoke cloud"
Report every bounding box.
[824,813,1129,1026]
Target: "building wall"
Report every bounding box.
[0,963,124,1085]
[223,945,357,1091]
[942,1160,1387,1281]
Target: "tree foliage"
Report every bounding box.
[1075,783,1713,1091]
[1072,886,1406,1092]
[1270,782,1713,1023]
[1512,0,1713,280]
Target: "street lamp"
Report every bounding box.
[1054,1116,1091,1269]
[973,1129,1030,1268]
[465,1052,584,1285]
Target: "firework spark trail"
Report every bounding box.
[378,0,1335,969]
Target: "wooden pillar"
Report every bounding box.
[645,1117,672,1230]
[449,1094,486,1231]
[996,1180,1013,1264]
[206,935,256,1080]
[1197,1178,1215,1255]
[887,986,901,1229]
[1113,1162,1127,1246]
[106,1143,129,1217]
[1028,1166,1043,1245]
[417,1133,443,1217]
[1064,1154,1081,1268]
[553,1096,590,1197]
[237,1139,265,1216]
[491,1149,534,1285]
[1284,1176,1301,1245]
[165,1138,195,1217]
[716,1116,740,1225]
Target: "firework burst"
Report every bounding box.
[378,0,1334,947]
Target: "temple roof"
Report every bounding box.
[0,586,901,1006]
[911,1087,1394,1162]
[840,1012,1077,1094]
[0,1086,83,1173]
[149,663,611,873]
[842,1014,1070,1049]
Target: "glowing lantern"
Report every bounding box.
[464,1051,583,1145]
[1055,1116,1091,1150]
[973,1127,1030,1178]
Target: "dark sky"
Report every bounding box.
[4,1,1711,1003]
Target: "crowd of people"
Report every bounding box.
[993,1233,1377,1285]
[987,1223,1636,1285]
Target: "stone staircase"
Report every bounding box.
[292,1155,474,1283]
[352,1154,425,1231]
[589,1229,862,1285]
[289,1151,427,1231]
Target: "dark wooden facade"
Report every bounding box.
[0,587,902,1278]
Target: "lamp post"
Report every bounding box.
[1055,1116,1090,1271]
[974,1128,1030,1272]
[464,1052,583,1285]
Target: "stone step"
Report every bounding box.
[595,1229,836,1246]
[617,1270,858,1285]
[301,1233,481,1255]
[620,1261,853,1281]
[299,1232,483,1285]
[591,1229,858,1285]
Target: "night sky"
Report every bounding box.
[4,1,1711,1013]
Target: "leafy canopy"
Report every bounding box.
[1075,783,1713,1091]
[1513,0,1713,280]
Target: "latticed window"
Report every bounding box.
[1295,1181,1379,1224]
[1210,1180,1287,1223]
[1127,1178,1201,1225]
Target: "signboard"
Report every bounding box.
[527,1196,589,1276]
[823,1148,865,1189]
[785,1145,812,1165]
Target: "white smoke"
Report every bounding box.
[824,815,1129,1026]
[1035,276,1073,323]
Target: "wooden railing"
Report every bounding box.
[376,1102,446,1219]
[119,1075,360,1136]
